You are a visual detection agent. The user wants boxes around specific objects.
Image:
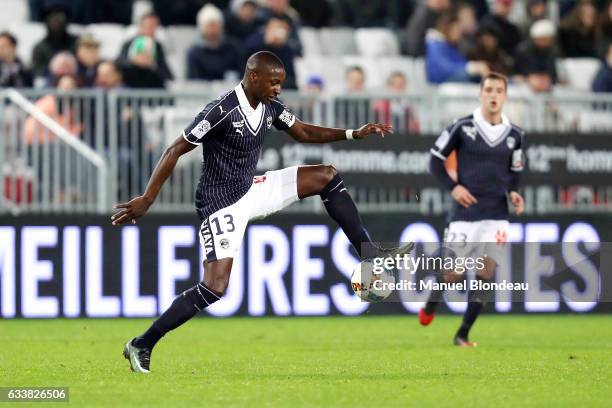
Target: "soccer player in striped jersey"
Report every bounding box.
[113,51,411,373]
[419,72,525,347]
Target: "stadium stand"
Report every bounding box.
[1,0,612,215]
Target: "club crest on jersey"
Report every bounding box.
[506,136,516,149]
[220,238,230,249]
[462,125,477,140]
[192,119,211,138]
[266,116,273,129]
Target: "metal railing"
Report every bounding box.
[1,89,107,214]
[1,87,611,215]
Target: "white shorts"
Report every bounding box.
[443,219,509,267]
[199,166,299,261]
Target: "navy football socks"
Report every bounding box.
[319,174,372,257]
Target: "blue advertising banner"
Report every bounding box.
[0,214,610,318]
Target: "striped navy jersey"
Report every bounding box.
[183,83,297,220]
[430,108,525,222]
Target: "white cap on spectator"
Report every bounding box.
[197,4,224,30]
[530,19,556,39]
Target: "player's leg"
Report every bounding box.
[124,259,230,373]
[454,256,497,347]
[419,267,462,325]
[296,164,373,257]
[124,198,251,372]
[420,223,472,325]
[454,221,508,345]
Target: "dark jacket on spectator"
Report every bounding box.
[479,15,522,56]
[121,64,165,89]
[0,58,33,87]
[592,63,612,92]
[119,37,174,81]
[514,40,558,82]
[291,0,333,28]
[76,61,98,88]
[559,26,597,57]
[186,38,242,81]
[225,10,259,42]
[31,32,77,77]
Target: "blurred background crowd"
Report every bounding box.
[0,0,610,95]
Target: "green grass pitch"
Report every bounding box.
[1,315,610,407]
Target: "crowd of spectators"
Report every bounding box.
[0,0,610,95]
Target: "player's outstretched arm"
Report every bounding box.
[286,121,393,143]
[111,135,196,225]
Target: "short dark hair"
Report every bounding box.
[480,72,508,90]
[346,66,364,76]
[0,31,17,46]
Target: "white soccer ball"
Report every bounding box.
[350,259,395,302]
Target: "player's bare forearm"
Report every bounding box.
[287,121,393,143]
[111,135,195,225]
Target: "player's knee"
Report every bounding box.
[321,164,337,185]
[204,276,228,297]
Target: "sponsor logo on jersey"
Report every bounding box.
[279,110,294,127]
[200,220,214,255]
[266,115,273,129]
[462,125,477,141]
[192,119,211,138]
[506,136,516,149]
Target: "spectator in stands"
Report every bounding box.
[596,0,612,58]
[373,72,420,133]
[120,36,165,88]
[47,52,78,88]
[514,19,559,85]
[592,43,612,92]
[291,0,333,28]
[559,0,598,57]
[519,0,556,37]
[304,75,324,94]
[457,2,478,53]
[187,4,242,81]
[425,12,489,84]
[345,66,366,93]
[404,0,451,56]
[255,0,302,56]
[119,12,173,82]
[245,16,298,89]
[225,0,260,42]
[467,25,512,75]
[25,74,82,145]
[95,60,123,89]
[0,31,32,88]
[75,34,100,88]
[31,5,77,78]
[479,0,522,56]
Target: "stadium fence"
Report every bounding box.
[1,88,611,215]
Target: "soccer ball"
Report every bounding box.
[350,259,395,302]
